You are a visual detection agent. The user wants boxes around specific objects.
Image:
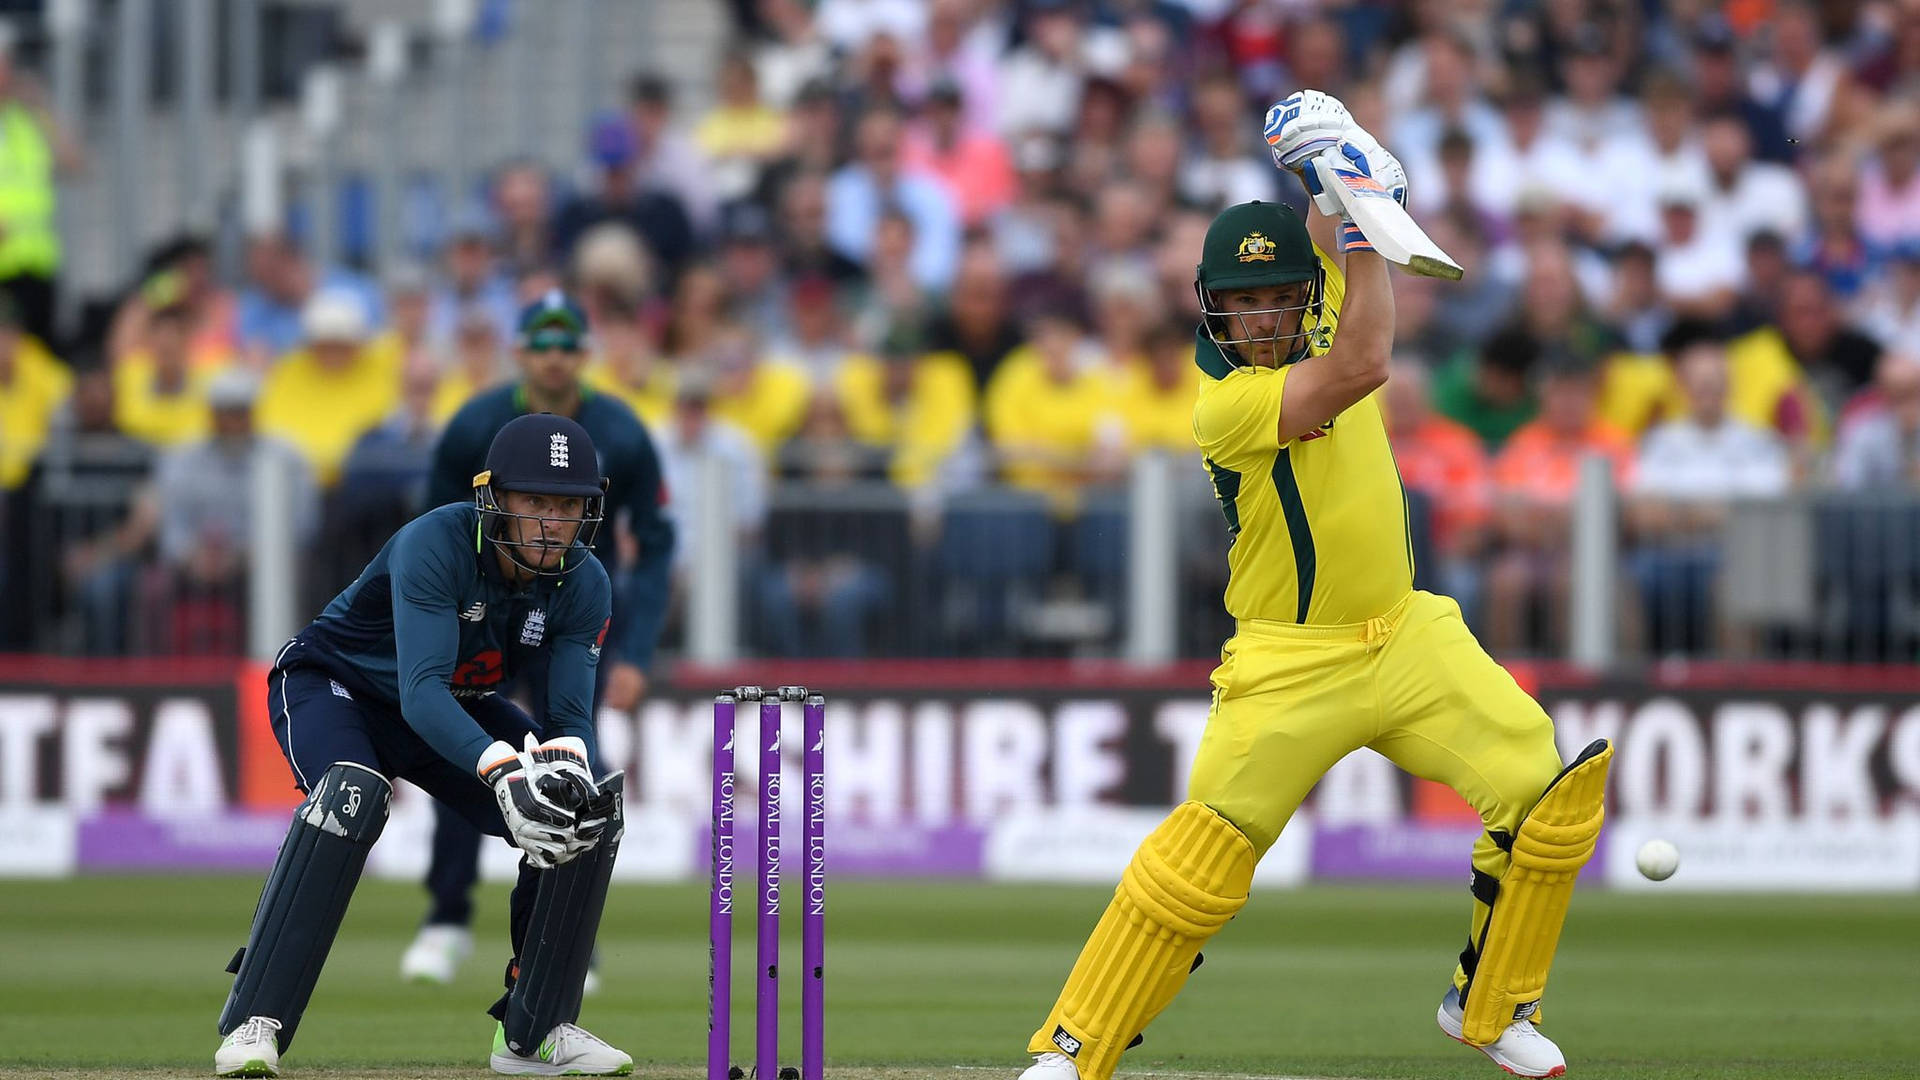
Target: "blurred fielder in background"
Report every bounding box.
[399,292,673,987]
[1017,91,1611,1080]
[215,413,633,1078]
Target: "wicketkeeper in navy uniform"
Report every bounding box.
[214,414,635,1078]
[400,291,673,986]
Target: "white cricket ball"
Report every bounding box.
[1635,838,1679,882]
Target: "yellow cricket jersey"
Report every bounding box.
[836,350,977,488]
[255,346,400,487]
[1191,251,1413,625]
[113,352,224,447]
[584,360,675,428]
[713,358,811,456]
[0,336,71,488]
[984,344,1122,499]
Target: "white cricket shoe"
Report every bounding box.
[1438,986,1567,1078]
[400,924,473,984]
[1018,1052,1081,1080]
[490,1022,633,1076]
[214,1016,281,1077]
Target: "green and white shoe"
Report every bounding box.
[489,1021,633,1076]
[214,1016,281,1077]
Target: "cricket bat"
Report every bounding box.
[1306,147,1464,281]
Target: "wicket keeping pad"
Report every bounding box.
[219,762,392,1052]
[498,772,626,1056]
[1459,739,1612,1046]
[1029,801,1254,1080]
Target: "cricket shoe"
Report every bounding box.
[214,1016,281,1077]
[1017,1052,1080,1080]
[400,923,473,984]
[1437,986,1566,1078]
[490,1021,633,1076]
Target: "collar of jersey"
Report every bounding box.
[512,381,595,415]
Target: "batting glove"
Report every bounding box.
[1264,89,1356,172]
[478,738,576,870]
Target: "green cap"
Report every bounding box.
[1196,200,1318,292]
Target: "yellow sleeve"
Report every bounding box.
[917,355,977,440]
[983,350,1034,447]
[1193,367,1289,466]
[834,354,890,445]
[1310,246,1344,350]
[765,361,814,443]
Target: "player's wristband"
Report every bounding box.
[1338,221,1373,253]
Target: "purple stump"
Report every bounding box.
[709,695,738,1080]
[757,695,783,1080]
[802,695,826,1080]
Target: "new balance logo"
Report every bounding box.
[549,433,569,468]
[1513,1001,1539,1022]
[1051,1027,1082,1057]
[460,602,486,621]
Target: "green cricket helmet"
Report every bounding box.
[1194,200,1324,366]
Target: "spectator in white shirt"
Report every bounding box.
[1652,168,1744,322]
[1390,29,1508,184]
[996,0,1086,137]
[1697,111,1809,251]
[1628,321,1792,653]
[1831,352,1920,490]
[1603,68,1709,245]
[1542,25,1647,153]
[654,370,767,575]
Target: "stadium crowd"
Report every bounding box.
[7,0,1920,661]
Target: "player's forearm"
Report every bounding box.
[616,513,675,669]
[399,679,495,771]
[1326,249,1394,386]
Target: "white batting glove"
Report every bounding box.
[477,738,575,870]
[1264,90,1355,172]
[1264,91,1410,218]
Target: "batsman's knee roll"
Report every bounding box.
[1028,801,1255,1080]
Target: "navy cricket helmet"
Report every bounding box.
[472,413,608,576]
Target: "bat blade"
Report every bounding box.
[1309,152,1464,281]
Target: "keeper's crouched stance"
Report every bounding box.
[1019,93,1610,1080]
[214,414,633,1078]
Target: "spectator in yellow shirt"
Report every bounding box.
[585,303,675,426]
[709,326,813,457]
[112,302,225,447]
[695,49,789,203]
[0,295,69,488]
[1115,320,1202,454]
[835,322,977,488]
[430,306,509,425]
[255,290,399,487]
[984,310,1127,506]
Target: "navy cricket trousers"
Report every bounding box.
[266,636,550,1013]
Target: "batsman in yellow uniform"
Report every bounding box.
[1017,125,1610,1080]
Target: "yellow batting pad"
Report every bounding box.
[1460,739,1612,1046]
[1028,802,1255,1080]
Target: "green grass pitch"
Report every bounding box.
[0,875,1914,1079]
